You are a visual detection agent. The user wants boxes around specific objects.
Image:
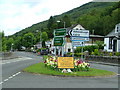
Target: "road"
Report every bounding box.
[1,51,119,89]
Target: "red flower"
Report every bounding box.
[77,60,83,64]
[44,60,47,63]
[54,60,57,62]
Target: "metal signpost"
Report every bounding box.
[69,29,89,60]
[54,29,66,37]
[54,28,66,56]
[69,29,89,37]
[71,36,89,41]
[54,37,64,46]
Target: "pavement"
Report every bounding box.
[0,51,119,89]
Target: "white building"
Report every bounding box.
[104,23,120,52]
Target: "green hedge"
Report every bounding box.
[74,45,99,53]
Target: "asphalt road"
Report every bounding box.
[1,51,119,88]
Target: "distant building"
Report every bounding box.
[104,23,120,52]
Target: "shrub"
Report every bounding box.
[95,41,104,49]
[109,52,113,56]
[115,52,120,56]
[94,49,100,55]
[74,53,83,57]
[74,45,99,54]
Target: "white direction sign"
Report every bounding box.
[69,29,89,37]
[71,36,89,41]
[72,41,84,47]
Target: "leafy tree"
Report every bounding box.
[6,37,14,51]
[22,33,35,49]
[0,31,7,52]
[41,32,48,47]
[14,36,22,50]
[62,15,71,28]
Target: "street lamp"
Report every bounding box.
[57,20,66,28]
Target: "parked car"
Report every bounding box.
[40,49,49,55]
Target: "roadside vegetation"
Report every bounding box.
[23,62,116,77]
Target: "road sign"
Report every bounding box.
[54,37,64,46]
[69,29,89,37]
[72,41,84,47]
[54,28,66,37]
[71,36,89,41]
[58,57,74,68]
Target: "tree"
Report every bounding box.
[62,15,71,28]
[14,36,22,50]
[22,33,35,49]
[41,32,48,48]
[0,31,7,52]
[47,16,57,38]
[6,37,14,51]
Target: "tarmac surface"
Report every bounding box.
[1,51,119,89]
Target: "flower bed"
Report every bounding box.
[44,56,90,73]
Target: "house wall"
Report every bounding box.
[73,24,85,30]
[117,40,120,52]
[104,38,112,52]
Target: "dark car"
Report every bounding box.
[40,49,49,55]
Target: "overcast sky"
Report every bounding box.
[0,0,93,36]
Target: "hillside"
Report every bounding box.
[12,2,119,38]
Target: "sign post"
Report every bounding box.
[54,28,66,56]
[69,29,89,60]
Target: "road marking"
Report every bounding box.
[2,57,32,64]
[0,72,21,85]
[0,82,3,84]
[4,79,9,82]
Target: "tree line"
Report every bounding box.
[0,31,48,52]
[1,2,120,52]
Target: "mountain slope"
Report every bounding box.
[12,2,118,37]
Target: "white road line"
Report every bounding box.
[2,57,32,65]
[0,82,3,84]
[0,72,21,85]
[4,79,9,82]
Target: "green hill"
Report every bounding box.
[12,2,119,37]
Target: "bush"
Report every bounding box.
[115,52,120,56]
[94,49,100,55]
[95,41,104,49]
[74,45,99,54]
[66,52,73,56]
[74,53,83,57]
[109,52,113,56]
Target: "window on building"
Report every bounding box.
[68,48,71,52]
[109,38,112,49]
[117,26,119,32]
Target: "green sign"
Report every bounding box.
[54,29,66,37]
[54,37,64,46]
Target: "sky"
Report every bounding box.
[0,0,93,36]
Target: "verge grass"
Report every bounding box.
[23,62,116,77]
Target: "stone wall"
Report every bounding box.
[86,55,120,64]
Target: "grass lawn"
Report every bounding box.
[23,62,116,77]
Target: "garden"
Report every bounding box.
[23,55,116,77]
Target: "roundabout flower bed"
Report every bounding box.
[23,56,117,77]
[44,56,90,72]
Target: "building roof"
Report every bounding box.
[105,23,120,37]
[105,29,119,38]
[90,35,104,38]
[66,24,85,35]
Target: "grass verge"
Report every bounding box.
[23,62,116,77]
